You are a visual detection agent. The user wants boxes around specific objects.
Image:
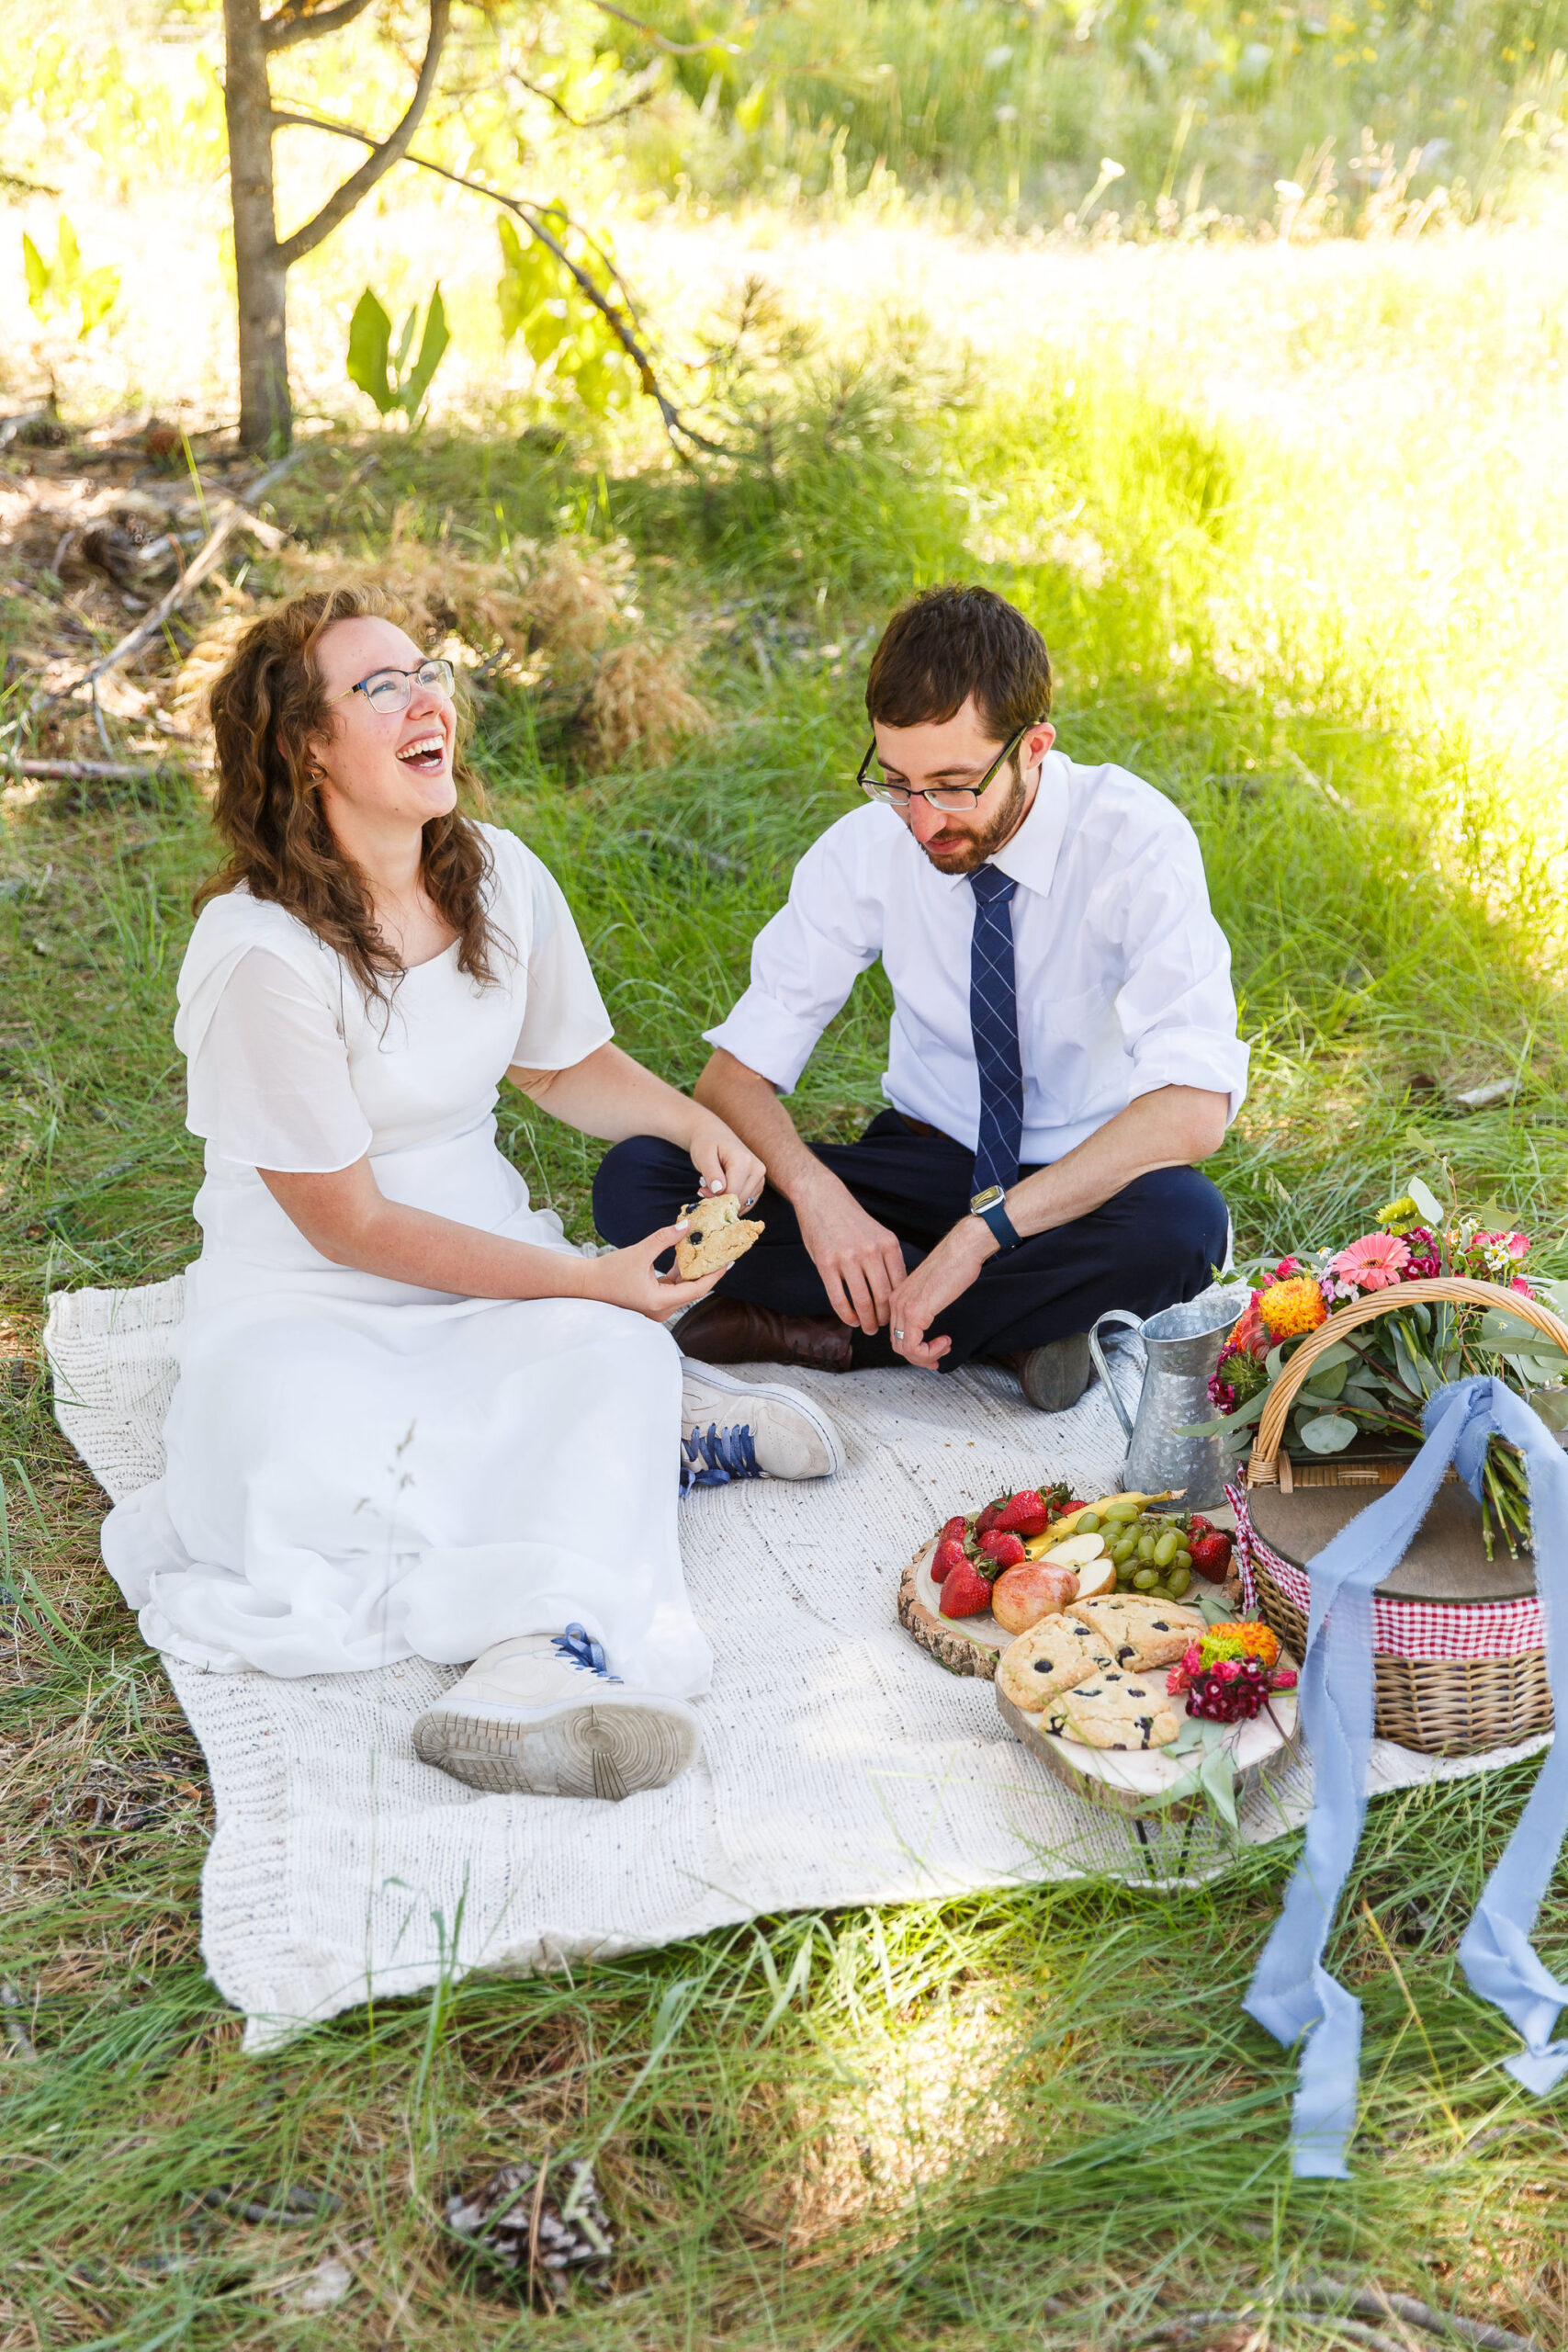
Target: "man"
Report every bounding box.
[592,584,1247,1411]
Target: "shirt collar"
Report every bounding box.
[928,748,1071,898]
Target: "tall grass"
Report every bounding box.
[3,281,1568,2340]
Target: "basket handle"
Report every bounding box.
[1247,1275,1568,1485]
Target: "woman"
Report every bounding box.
[102,586,843,1803]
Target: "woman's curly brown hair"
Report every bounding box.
[197,583,500,1001]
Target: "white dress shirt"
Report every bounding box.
[704,748,1249,1166]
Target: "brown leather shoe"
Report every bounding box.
[674,1295,852,1374]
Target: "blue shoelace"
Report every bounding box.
[551,1623,621,1683]
[680,1419,762,1494]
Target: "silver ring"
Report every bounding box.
[893,1327,905,1340]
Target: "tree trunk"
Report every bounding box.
[223,0,289,451]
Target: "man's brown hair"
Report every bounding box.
[864,583,1053,743]
[198,583,500,1003]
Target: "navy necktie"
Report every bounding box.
[967,864,1023,1196]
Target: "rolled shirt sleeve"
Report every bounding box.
[1111,831,1250,1121]
[703,815,884,1091]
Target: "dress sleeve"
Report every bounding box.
[509,851,615,1070]
[187,947,373,1172]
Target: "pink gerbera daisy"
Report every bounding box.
[1329,1231,1412,1293]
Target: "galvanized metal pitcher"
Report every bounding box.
[1087,1284,1252,1509]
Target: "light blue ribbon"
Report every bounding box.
[1243,1374,1568,2177]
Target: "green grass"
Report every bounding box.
[3,301,1568,2346]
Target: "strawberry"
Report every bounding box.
[1190,1530,1234,1581]
[994,1488,1048,1539]
[939,1554,994,1618]
[932,1534,967,1587]
[976,1500,1005,1536]
[979,1528,1026,1571]
[1187,1513,1215,1540]
[940,1516,969,1546]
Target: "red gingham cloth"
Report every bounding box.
[1226,1481,1544,1664]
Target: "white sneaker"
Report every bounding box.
[412,1627,701,1801]
[679,1362,845,1485]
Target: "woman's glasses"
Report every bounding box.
[332,657,456,715]
[857,718,1034,812]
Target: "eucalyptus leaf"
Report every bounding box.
[1300,1356,1348,1401]
[1481,1309,1543,1349]
[1407,1176,1445,1226]
[1526,1387,1568,1433]
[1298,1410,1359,1453]
[1200,1742,1240,1828]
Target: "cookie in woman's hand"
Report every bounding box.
[674,1192,765,1280]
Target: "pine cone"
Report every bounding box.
[444,2156,614,2302]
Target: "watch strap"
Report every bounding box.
[974,1193,1022,1251]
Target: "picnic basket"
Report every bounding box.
[1232,1276,1568,1756]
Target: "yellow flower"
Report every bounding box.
[1377,1194,1418,1229]
[1258,1274,1328,1340]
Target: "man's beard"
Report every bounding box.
[919,762,1030,875]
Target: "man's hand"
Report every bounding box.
[795,1170,908,1336]
[886,1216,996,1369]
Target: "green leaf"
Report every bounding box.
[1200,1739,1240,1827]
[391,303,419,379]
[21,231,50,314]
[57,213,81,276]
[75,262,118,338]
[1298,1410,1358,1453]
[402,284,450,418]
[1526,1386,1568,1433]
[1300,1356,1348,1401]
[496,216,530,343]
[1406,1175,1444,1226]
[346,288,395,414]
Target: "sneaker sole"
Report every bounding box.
[679,1361,846,1480]
[412,1691,702,1800]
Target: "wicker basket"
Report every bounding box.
[1238,1276,1568,1756]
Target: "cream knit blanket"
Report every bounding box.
[44,1278,1540,2052]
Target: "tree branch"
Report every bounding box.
[268,106,730,457]
[588,0,743,56]
[507,63,663,130]
[262,0,372,51]
[274,0,451,268]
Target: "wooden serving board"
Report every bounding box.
[997,1672,1300,1822]
[897,1502,1244,1682]
[896,1538,1009,1679]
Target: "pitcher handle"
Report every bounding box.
[1088,1309,1145,1443]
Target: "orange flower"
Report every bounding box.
[1258,1273,1328,1340]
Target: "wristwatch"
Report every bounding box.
[970,1184,1022,1251]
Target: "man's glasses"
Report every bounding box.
[857,718,1035,812]
[330,657,456,715]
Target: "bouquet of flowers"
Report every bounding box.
[1200,1176,1568,1555]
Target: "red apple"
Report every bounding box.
[990,1560,1080,1634]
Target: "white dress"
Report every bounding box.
[101,823,711,1697]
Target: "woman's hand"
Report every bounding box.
[579,1222,728,1325]
[684,1114,766,1212]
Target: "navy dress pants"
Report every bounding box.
[592,1110,1231,1372]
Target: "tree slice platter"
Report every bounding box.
[997,1672,1301,1822]
[897,1500,1246,1682]
[897,1538,1007,1679]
